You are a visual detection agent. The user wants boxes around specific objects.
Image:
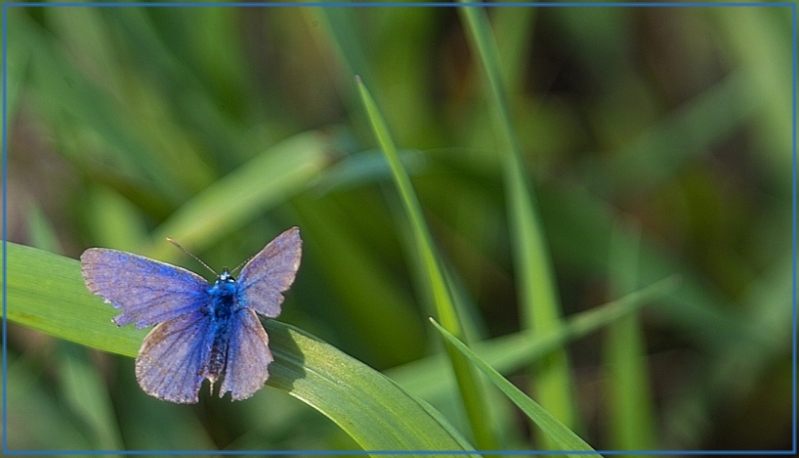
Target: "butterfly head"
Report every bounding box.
[210,268,238,297]
[217,269,236,284]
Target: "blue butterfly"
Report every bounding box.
[80,227,302,403]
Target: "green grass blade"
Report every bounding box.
[429,319,600,457]
[355,77,499,451]
[25,206,126,450]
[86,186,149,251]
[5,22,27,122]
[57,345,124,450]
[585,71,759,194]
[7,355,91,449]
[4,242,477,455]
[391,277,677,403]
[540,186,743,350]
[147,131,333,260]
[493,6,536,95]
[26,205,61,253]
[13,11,183,201]
[603,223,657,453]
[458,0,576,437]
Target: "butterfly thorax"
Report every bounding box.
[204,270,243,381]
[206,272,240,320]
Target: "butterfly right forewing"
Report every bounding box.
[239,227,302,318]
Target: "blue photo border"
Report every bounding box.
[1,1,796,456]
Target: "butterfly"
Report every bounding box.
[80,227,302,403]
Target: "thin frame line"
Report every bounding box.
[792,2,798,455]
[3,450,799,456]
[0,0,795,456]
[2,1,8,454]
[1,1,797,8]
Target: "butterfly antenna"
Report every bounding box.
[166,237,218,276]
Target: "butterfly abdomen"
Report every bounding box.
[204,276,244,381]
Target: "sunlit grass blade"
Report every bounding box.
[391,276,677,403]
[312,148,428,196]
[603,222,656,453]
[717,9,792,175]
[4,242,478,455]
[493,6,536,95]
[26,205,61,254]
[458,0,576,438]
[86,186,149,251]
[355,77,499,451]
[147,131,334,260]
[429,319,600,457]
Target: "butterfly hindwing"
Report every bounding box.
[239,227,302,318]
[81,248,209,328]
[219,309,273,401]
[135,312,212,404]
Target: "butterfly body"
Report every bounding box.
[203,271,242,382]
[81,227,302,403]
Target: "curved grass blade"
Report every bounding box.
[3,242,478,455]
[147,131,334,261]
[430,319,600,458]
[390,277,678,404]
[458,0,576,438]
[356,77,500,451]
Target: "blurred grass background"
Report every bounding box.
[1,1,795,454]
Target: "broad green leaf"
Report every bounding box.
[356,77,500,451]
[458,0,576,438]
[25,206,125,450]
[430,320,600,458]
[3,242,478,455]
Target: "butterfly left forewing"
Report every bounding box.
[81,248,209,328]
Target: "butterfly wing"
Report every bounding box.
[219,309,273,400]
[238,227,302,318]
[81,248,209,328]
[135,311,212,403]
